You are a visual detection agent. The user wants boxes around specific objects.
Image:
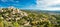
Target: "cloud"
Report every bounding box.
[36,0,60,10]
[49,4,60,7]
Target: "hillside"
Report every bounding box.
[0,8,60,27]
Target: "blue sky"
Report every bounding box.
[0,0,60,10]
[0,0,36,9]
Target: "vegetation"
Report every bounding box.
[0,7,60,27]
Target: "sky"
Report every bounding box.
[0,0,60,10]
[37,0,60,11]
